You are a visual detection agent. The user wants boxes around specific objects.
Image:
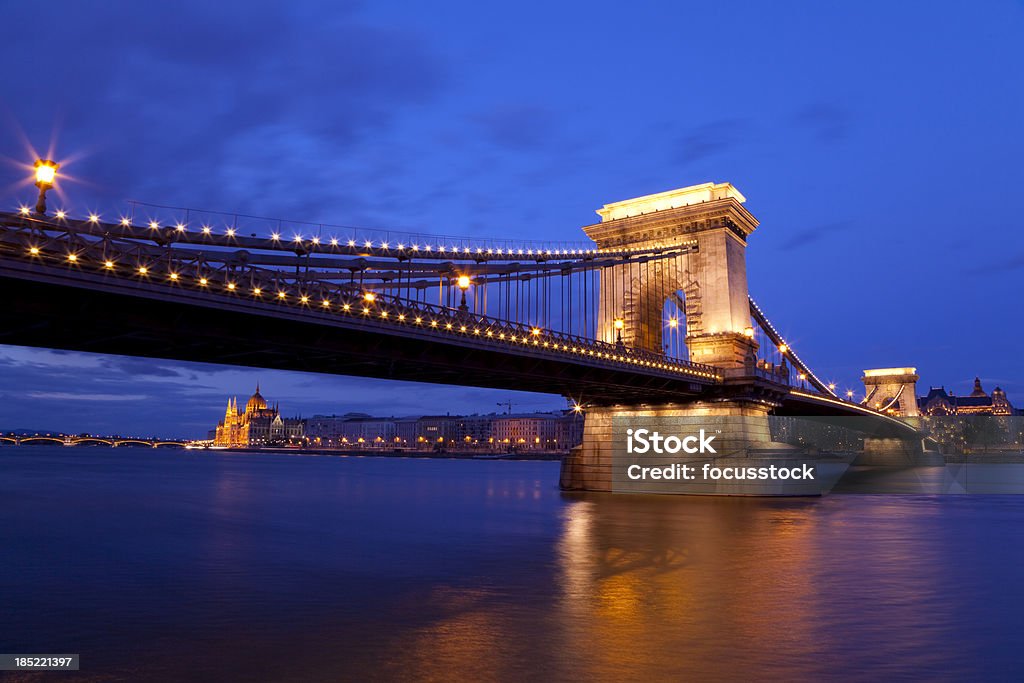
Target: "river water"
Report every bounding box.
[2,445,1023,681]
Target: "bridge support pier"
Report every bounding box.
[856,437,943,467]
[560,401,781,493]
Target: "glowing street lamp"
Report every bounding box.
[33,159,59,215]
[457,274,471,312]
[614,317,625,346]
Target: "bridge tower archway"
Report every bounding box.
[584,182,760,374]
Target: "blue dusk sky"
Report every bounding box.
[2,1,1023,436]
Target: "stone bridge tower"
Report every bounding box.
[562,183,787,493]
[582,182,759,374]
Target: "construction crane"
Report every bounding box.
[496,401,515,415]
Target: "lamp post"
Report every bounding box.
[614,317,624,347]
[457,275,470,313]
[33,159,59,216]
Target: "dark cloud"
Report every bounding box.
[778,221,850,250]
[1,1,447,220]
[673,119,746,165]
[474,103,557,150]
[794,102,850,142]
[967,251,1024,275]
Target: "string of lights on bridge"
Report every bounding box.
[15,204,695,262]
[9,209,723,383]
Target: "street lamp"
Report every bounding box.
[457,275,470,312]
[614,317,625,346]
[33,159,59,215]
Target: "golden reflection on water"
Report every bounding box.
[551,494,956,680]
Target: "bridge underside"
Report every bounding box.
[2,274,714,403]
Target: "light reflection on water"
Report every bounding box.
[2,446,1023,681]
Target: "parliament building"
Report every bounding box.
[213,384,304,447]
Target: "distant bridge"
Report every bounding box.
[0,433,188,447]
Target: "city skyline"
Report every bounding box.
[3,0,1023,434]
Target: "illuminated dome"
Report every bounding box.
[245,383,267,412]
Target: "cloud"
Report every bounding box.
[474,103,557,150]
[778,221,850,250]
[673,119,746,165]
[27,392,150,402]
[967,251,1024,275]
[0,1,448,220]
[794,102,850,142]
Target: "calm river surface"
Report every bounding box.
[2,445,1023,681]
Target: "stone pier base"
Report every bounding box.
[560,401,781,493]
[856,437,944,467]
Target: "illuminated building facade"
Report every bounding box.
[919,378,1015,416]
[213,384,304,447]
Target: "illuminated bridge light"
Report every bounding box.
[227,228,236,237]
[202,226,211,234]
[149,221,159,229]
[200,278,209,286]
[363,292,376,303]
[343,304,351,311]
[253,287,261,296]
[66,253,78,262]
[445,322,453,330]
[277,291,286,299]
[169,272,179,280]
[271,233,281,241]
[311,236,319,245]
[293,235,303,243]
[430,320,438,328]
[398,314,406,321]
[381,242,389,249]
[227,282,236,291]
[300,295,309,304]
[55,210,66,219]
[330,238,338,246]
[88,214,100,223]
[137,266,148,275]
[19,206,30,215]
[321,299,330,308]
[104,260,115,269]
[175,223,186,231]
[348,239,356,247]
[364,240,373,248]
[414,316,422,324]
